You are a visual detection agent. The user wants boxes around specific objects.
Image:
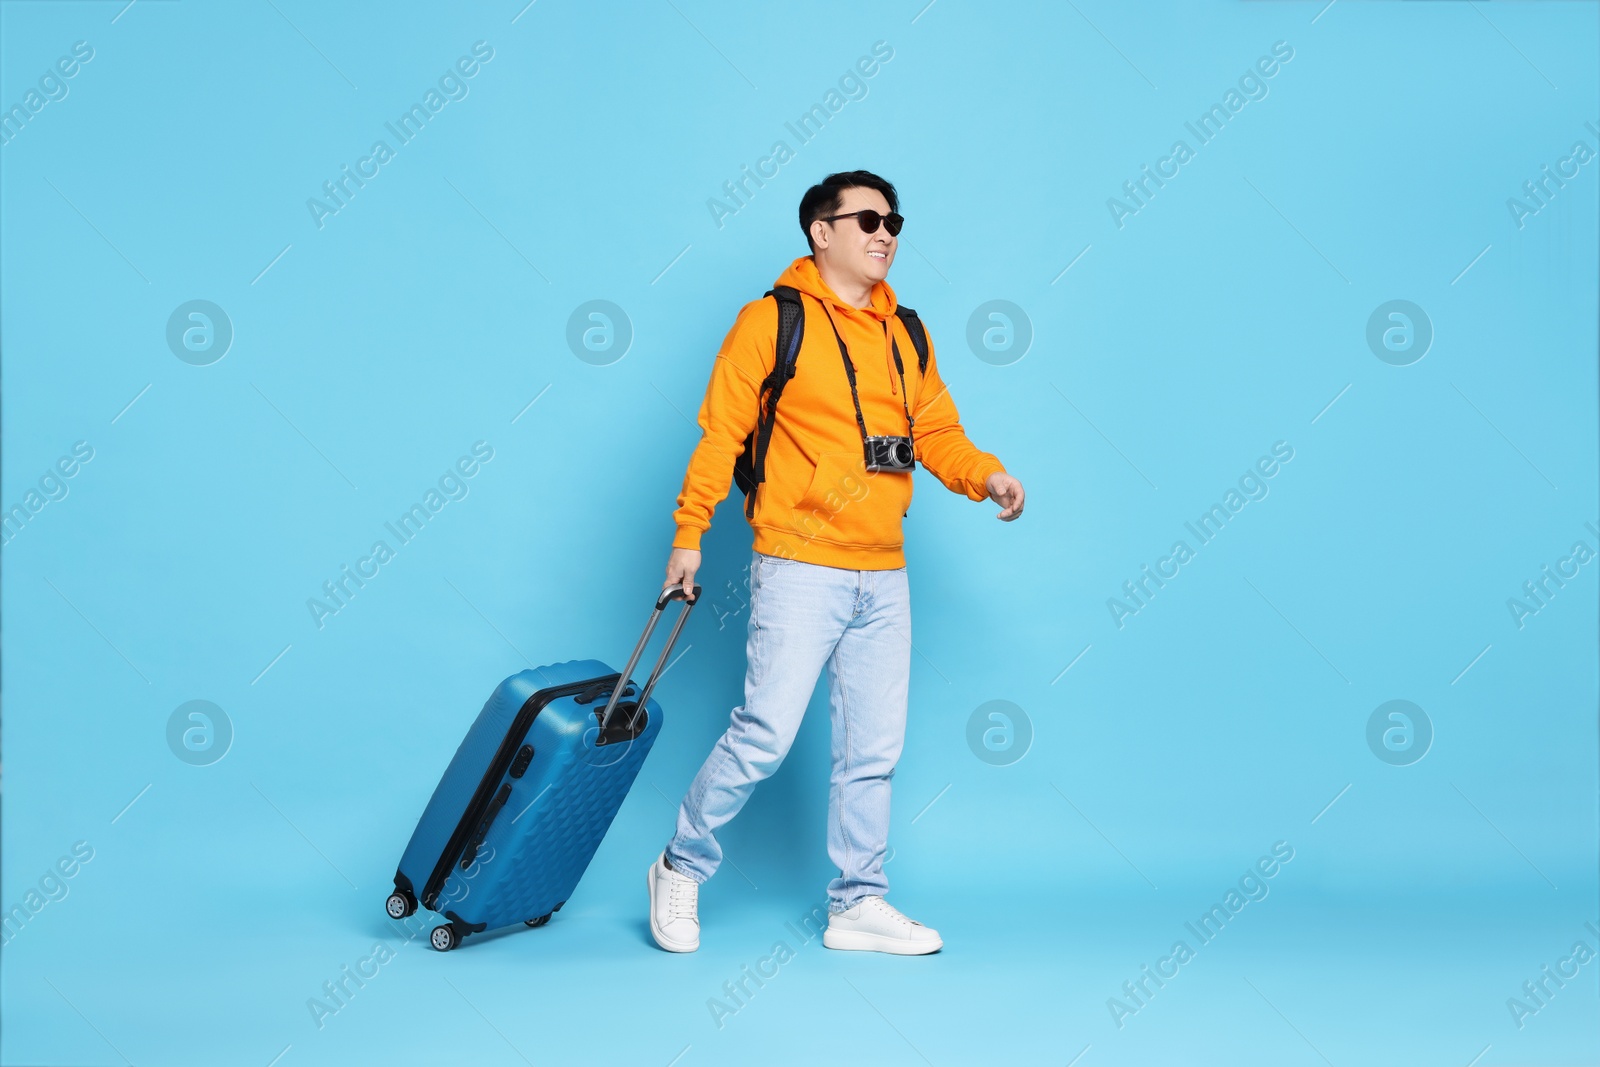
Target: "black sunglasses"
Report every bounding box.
[820,209,904,237]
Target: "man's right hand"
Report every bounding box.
[665,547,701,602]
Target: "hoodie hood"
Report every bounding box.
[775,255,903,394]
[775,254,898,318]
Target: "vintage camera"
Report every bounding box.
[863,435,915,473]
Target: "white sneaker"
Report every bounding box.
[647,852,700,952]
[822,896,942,955]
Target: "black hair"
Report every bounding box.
[798,170,899,252]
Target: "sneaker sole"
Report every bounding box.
[822,927,942,955]
[646,864,698,953]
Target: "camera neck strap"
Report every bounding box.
[819,301,916,453]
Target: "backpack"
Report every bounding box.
[732,285,930,519]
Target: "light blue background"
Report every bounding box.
[3,2,1596,1065]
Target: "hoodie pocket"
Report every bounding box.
[788,450,912,549]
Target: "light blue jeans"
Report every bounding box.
[665,550,911,912]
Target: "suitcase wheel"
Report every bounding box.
[385,890,417,920]
[430,924,460,952]
[524,913,552,928]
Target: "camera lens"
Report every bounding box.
[892,441,912,467]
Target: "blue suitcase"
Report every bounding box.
[387,585,699,950]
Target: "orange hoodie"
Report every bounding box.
[671,256,1006,570]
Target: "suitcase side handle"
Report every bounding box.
[600,584,701,731]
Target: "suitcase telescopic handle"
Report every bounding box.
[599,584,701,731]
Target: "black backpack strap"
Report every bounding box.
[735,286,805,519]
[894,305,930,377]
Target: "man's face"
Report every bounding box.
[811,186,896,287]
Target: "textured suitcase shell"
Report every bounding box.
[394,660,662,937]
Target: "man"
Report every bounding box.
[648,170,1025,955]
